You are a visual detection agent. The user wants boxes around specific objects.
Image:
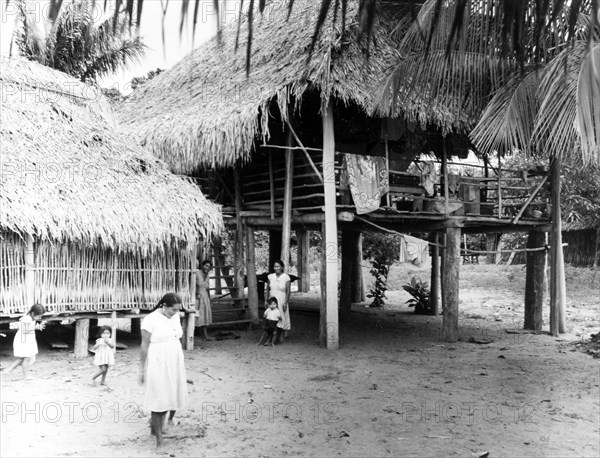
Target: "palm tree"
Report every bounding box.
[373,0,599,164]
[34,1,599,69]
[13,0,146,82]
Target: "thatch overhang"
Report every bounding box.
[563,216,600,232]
[117,0,401,172]
[0,57,223,252]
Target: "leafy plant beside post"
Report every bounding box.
[363,233,401,308]
[366,258,390,308]
[402,276,432,315]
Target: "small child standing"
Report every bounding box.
[91,325,115,386]
[257,297,282,346]
[3,303,46,379]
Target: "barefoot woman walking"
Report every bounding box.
[139,293,187,447]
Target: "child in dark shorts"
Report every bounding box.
[257,297,282,346]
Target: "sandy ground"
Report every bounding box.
[1,263,599,458]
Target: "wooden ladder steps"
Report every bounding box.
[212,308,249,314]
[208,319,255,327]
[212,297,247,303]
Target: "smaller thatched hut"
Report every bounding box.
[562,217,600,267]
[0,57,223,318]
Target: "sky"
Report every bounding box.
[0,1,241,93]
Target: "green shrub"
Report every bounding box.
[402,276,432,314]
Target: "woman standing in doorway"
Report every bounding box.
[195,260,213,341]
[266,260,291,343]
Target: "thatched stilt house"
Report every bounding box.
[118,0,553,348]
[0,58,223,338]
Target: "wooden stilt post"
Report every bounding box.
[111,311,118,351]
[524,231,546,331]
[281,128,294,271]
[442,227,461,342]
[268,150,276,219]
[213,236,223,295]
[233,166,245,300]
[246,226,259,322]
[550,157,567,335]
[442,140,449,217]
[131,317,141,336]
[321,102,339,349]
[340,231,355,317]
[25,233,35,306]
[296,230,310,292]
[440,232,446,311]
[497,154,503,218]
[74,319,90,358]
[430,232,440,315]
[351,233,365,302]
[182,310,195,350]
[269,231,282,270]
[486,234,499,264]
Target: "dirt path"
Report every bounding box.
[1,264,599,457]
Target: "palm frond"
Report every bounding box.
[470,69,543,155]
[83,37,146,81]
[13,0,48,64]
[533,41,600,164]
[13,0,146,82]
[575,43,600,163]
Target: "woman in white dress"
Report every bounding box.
[195,260,213,340]
[266,260,291,343]
[139,293,187,447]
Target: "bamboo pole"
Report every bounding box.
[383,120,391,207]
[285,119,323,183]
[550,156,567,335]
[442,140,449,217]
[497,154,503,218]
[268,150,275,219]
[321,102,339,349]
[246,226,259,321]
[25,233,34,307]
[430,232,440,315]
[512,176,549,224]
[281,127,294,271]
[233,166,245,300]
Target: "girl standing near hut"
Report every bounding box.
[3,304,46,379]
[91,326,115,386]
[266,260,291,343]
[195,260,213,340]
[139,293,188,448]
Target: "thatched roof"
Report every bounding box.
[563,216,600,232]
[0,57,223,252]
[118,0,398,172]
